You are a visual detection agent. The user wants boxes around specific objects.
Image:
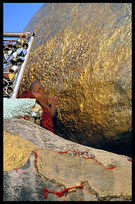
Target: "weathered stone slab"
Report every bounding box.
[3,119,132,201]
[3,153,98,201]
[36,148,132,197]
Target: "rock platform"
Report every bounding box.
[3,118,132,201]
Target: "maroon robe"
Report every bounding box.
[19,90,54,132]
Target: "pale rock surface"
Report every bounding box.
[3,118,132,201]
[3,98,36,119]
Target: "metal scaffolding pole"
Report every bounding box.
[3,32,35,38]
[11,34,35,98]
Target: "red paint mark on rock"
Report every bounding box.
[23,115,30,120]
[34,151,38,162]
[105,166,116,170]
[87,156,95,160]
[17,115,30,120]
[43,184,83,199]
[57,151,68,154]
[77,151,82,155]
[128,158,132,162]
[57,149,118,170]
[34,150,38,173]
[73,149,78,153]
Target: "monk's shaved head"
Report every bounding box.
[30,81,45,95]
[30,81,41,91]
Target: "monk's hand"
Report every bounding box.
[48,96,58,106]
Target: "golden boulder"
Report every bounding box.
[19,3,132,156]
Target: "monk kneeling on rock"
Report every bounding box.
[18,81,58,133]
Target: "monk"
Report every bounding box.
[19,81,58,133]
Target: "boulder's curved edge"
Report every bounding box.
[4,118,131,168]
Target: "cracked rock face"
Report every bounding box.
[37,149,131,197]
[19,3,132,156]
[3,119,132,201]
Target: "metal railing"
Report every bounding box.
[3,32,35,98]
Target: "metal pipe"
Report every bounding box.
[4,32,24,37]
[3,32,35,38]
[11,35,35,98]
